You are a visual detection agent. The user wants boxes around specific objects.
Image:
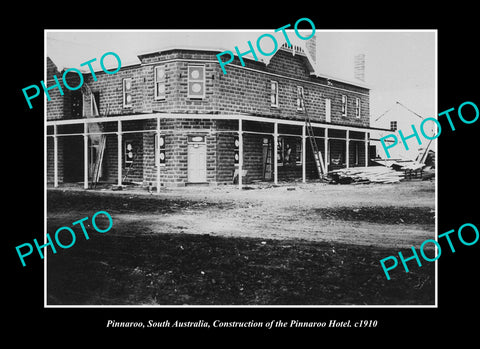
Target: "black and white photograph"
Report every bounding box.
[43,29,437,307]
[7,9,479,339]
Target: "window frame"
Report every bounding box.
[154,65,166,101]
[71,90,83,118]
[341,94,347,117]
[187,65,206,99]
[354,142,359,165]
[155,134,166,167]
[296,86,305,111]
[355,97,361,118]
[295,138,302,165]
[124,139,135,165]
[390,121,398,131]
[277,137,302,167]
[277,137,283,166]
[325,98,331,123]
[123,78,133,108]
[270,80,279,107]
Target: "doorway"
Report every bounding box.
[187,135,207,183]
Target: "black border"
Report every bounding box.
[7,7,479,341]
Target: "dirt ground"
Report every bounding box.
[46,179,436,306]
[49,180,435,248]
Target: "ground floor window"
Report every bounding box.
[277,137,302,167]
[154,134,166,166]
[328,139,345,167]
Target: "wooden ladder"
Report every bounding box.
[92,135,106,188]
[88,94,109,188]
[303,97,326,180]
[416,137,433,165]
[122,150,140,183]
[263,138,273,180]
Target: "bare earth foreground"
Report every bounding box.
[46,180,436,306]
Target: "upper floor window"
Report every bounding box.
[187,65,205,99]
[341,95,347,117]
[296,86,305,111]
[355,97,361,118]
[71,90,83,118]
[123,78,132,108]
[390,121,398,131]
[155,66,166,100]
[271,81,279,107]
[325,98,331,123]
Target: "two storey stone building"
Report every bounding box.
[46,34,376,190]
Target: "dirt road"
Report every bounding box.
[46,180,436,305]
[49,180,435,249]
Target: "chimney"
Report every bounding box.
[354,53,366,82]
[305,34,317,63]
[46,57,60,80]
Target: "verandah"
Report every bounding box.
[46,112,372,191]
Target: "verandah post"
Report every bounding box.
[117,120,122,187]
[156,116,161,194]
[273,122,278,185]
[324,128,328,173]
[83,122,89,189]
[346,130,350,168]
[365,131,369,167]
[302,124,306,183]
[53,124,58,188]
[238,118,243,190]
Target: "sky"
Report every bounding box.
[314,31,436,119]
[46,30,436,122]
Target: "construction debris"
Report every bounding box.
[421,166,435,181]
[328,166,404,184]
[390,160,428,180]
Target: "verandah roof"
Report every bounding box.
[46,111,390,133]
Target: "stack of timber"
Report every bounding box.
[391,160,424,172]
[328,166,404,184]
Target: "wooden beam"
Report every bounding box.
[83,123,89,189]
[346,130,350,169]
[117,120,122,187]
[46,113,389,134]
[53,124,58,188]
[365,131,369,167]
[156,116,161,193]
[273,122,278,185]
[324,128,328,173]
[238,118,243,190]
[302,124,306,183]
